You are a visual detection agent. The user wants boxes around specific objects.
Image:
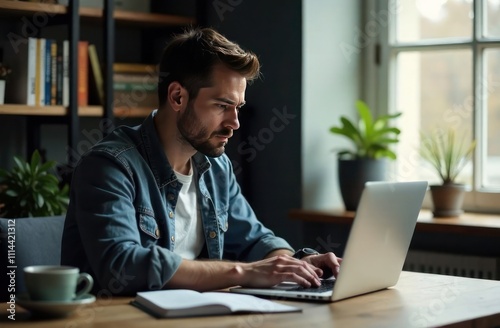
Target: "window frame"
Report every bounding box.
[369,0,500,212]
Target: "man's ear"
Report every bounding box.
[167,82,188,111]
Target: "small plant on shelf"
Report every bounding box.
[420,128,476,185]
[419,128,476,217]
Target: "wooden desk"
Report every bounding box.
[2,272,500,327]
[289,209,500,238]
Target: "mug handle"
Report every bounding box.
[75,273,94,299]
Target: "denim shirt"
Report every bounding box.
[61,111,293,295]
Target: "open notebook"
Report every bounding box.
[231,181,428,302]
[131,289,301,318]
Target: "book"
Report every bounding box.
[132,289,301,318]
[28,38,38,106]
[44,39,53,105]
[88,44,104,105]
[113,63,157,74]
[114,81,156,91]
[78,40,89,106]
[62,40,69,107]
[35,38,46,106]
[56,42,63,105]
[50,40,57,105]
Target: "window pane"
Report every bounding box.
[485,49,500,188]
[395,50,473,185]
[486,0,500,38]
[396,0,473,42]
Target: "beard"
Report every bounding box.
[177,102,232,157]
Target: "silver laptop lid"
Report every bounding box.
[230,181,427,302]
[331,180,428,301]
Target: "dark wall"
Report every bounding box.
[0,1,304,249]
[201,0,304,248]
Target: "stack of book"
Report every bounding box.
[3,37,89,107]
[87,59,158,109]
[112,63,158,109]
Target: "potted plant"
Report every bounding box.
[0,150,69,218]
[329,100,401,211]
[420,128,476,217]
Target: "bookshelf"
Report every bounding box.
[0,0,195,118]
[0,0,195,167]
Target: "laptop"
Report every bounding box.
[231,181,428,302]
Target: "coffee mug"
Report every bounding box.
[24,265,94,302]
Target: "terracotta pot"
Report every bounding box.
[430,184,466,217]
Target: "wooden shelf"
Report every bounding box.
[0,0,195,27]
[0,0,66,15]
[289,208,500,238]
[0,104,67,116]
[0,104,151,118]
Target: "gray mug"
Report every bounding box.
[24,265,93,302]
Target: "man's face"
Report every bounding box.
[177,65,246,157]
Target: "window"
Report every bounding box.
[374,0,500,211]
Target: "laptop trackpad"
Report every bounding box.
[273,282,302,290]
[273,279,336,292]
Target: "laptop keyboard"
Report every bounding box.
[285,279,336,293]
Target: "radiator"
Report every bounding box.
[403,250,500,280]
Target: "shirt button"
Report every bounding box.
[155,229,160,238]
[167,194,175,201]
[171,182,177,188]
[209,231,217,239]
[171,235,175,242]
[169,211,174,218]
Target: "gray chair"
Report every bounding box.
[0,215,65,302]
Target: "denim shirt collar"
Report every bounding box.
[140,110,211,189]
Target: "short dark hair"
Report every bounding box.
[157,28,261,107]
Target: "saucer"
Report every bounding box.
[16,293,96,317]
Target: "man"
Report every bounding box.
[62,28,341,295]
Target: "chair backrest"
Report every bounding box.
[0,215,65,302]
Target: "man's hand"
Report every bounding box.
[238,254,323,288]
[301,252,342,279]
[165,252,342,292]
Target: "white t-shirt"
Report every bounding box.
[172,166,205,260]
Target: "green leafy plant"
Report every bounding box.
[329,100,402,159]
[0,150,69,218]
[420,129,476,185]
